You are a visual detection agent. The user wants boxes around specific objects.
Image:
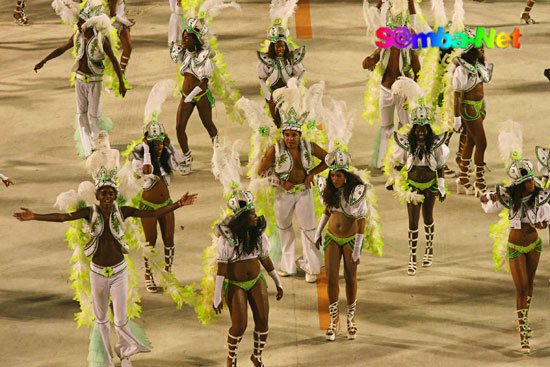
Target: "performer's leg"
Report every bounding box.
[158,211,176,273]
[406,202,421,275]
[324,241,342,341]
[274,192,298,275]
[75,80,94,157]
[119,27,132,74]
[509,254,532,353]
[521,0,537,24]
[88,81,103,141]
[525,246,541,336]
[295,190,322,279]
[141,216,159,292]
[111,268,150,363]
[248,280,269,367]
[421,192,436,267]
[376,87,396,168]
[13,0,28,25]
[196,94,219,142]
[464,116,487,196]
[176,98,195,174]
[226,284,248,367]
[342,244,358,339]
[457,124,475,195]
[90,270,115,366]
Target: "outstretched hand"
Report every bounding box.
[362,55,377,71]
[535,222,547,230]
[34,60,45,72]
[13,208,34,221]
[276,286,283,300]
[177,192,198,207]
[118,83,127,98]
[2,178,14,187]
[213,303,223,314]
[315,237,322,250]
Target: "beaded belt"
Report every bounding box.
[75,71,103,83]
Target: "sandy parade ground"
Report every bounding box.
[2,0,550,366]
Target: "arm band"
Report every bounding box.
[352,233,364,262]
[214,275,225,308]
[410,14,417,30]
[184,86,203,103]
[453,116,462,132]
[268,269,283,289]
[115,15,133,26]
[438,177,446,197]
[142,143,152,167]
[0,173,8,181]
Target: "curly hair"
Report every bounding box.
[226,207,263,257]
[322,171,364,209]
[408,124,435,161]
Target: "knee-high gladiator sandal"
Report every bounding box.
[474,164,488,197]
[423,223,434,267]
[13,0,28,25]
[526,296,533,338]
[226,333,243,367]
[521,0,536,24]
[180,151,193,176]
[164,246,174,273]
[144,258,158,293]
[456,158,474,195]
[517,309,530,354]
[408,229,418,276]
[120,56,130,74]
[326,301,339,341]
[250,330,268,366]
[347,300,357,340]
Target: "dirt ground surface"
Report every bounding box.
[2,0,550,366]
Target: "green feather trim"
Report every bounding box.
[490,208,510,272]
[128,319,152,349]
[87,324,109,367]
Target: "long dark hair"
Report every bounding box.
[322,171,364,209]
[408,124,435,160]
[461,47,480,65]
[506,178,540,212]
[182,30,203,52]
[226,207,264,257]
[268,41,290,61]
[144,138,172,177]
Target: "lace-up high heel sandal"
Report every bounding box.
[423,223,434,267]
[13,0,28,25]
[120,55,130,74]
[526,296,533,338]
[144,258,158,293]
[474,164,488,197]
[227,333,242,367]
[164,246,174,273]
[326,301,339,341]
[408,229,418,275]
[250,330,268,366]
[180,151,193,175]
[347,300,357,340]
[456,158,474,195]
[521,0,536,24]
[517,309,530,354]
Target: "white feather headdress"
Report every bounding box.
[431,0,448,27]
[390,77,425,110]
[321,97,354,152]
[497,120,523,164]
[143,79,178,123]
[270,0,298,26]
[362,0,383,44]
[198,0,241,19]
[51,0,80,25]
[86,132,120,175]
[450,0,465,34]
[211,140,243,196]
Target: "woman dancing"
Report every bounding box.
[481,158,549,354]
[314,151,367,341]
[213,191,283,367]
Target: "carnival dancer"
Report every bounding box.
[257,107,326,282]
[0,172,14,187]
[13,166,197,367]
[108,0,135,73]
[385,81,449,275]
[480,121,550,354]
[362,0,422,169]
[452,28,493,197]
[520,0,537,24]
[170,0,240,175]
[168,0,183,46]
[257,0,305,128]
[13,0,28,25]
[36,0,127,158]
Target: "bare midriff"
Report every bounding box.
[508,224,538,247]
[381,47,403,89]
[227,258,261,282]
[143,177,170,205]
[408,166,437,183]
[181,72,203,95]
[327,211,358,238]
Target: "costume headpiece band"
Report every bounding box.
[94,166,118,193]
[410,105,434,126]
[281,107,308,132]
[507,157,534,185]
[143,120,166,142]
[227,191,255,217]
[325,150,351,172]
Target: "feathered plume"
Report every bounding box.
[321,97,354,152]
[85,132,120,175]
[363,0,383,42]
[389,0,409,17]
[390,77,425,110]
[450,0,465,34]
[199,0,241,19]
[273,77,306,115]
[51,0,80,24]
[143,79,178,123]
[302,81,325,123]
[497,120,523,164]
[270,0,298,26]
[431,0,448,27]
[211,140,243,196]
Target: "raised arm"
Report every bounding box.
[14,207,90,222]
[123,192,197,218]
[34,35,74,72]
[103,38,127,97]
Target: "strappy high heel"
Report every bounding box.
[227,333,242,367]
[144,259,158,293]
[423,223,434,267]
[456,158,474,195]
[326,301,339,341]
[526,296,533,338]
[474,164,488,197]
[164,246,175,273]
[517,309,530,354]
[180,151,193,175]
[408,229,418,276]
[13,0,28,25]
[347,300,357,340]
[250,330,268,366]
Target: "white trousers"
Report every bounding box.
[75,79,102,157]
[376,86,411,168]
[274,188,322,275]
[168,0,183,45]
[90,262,150,364]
